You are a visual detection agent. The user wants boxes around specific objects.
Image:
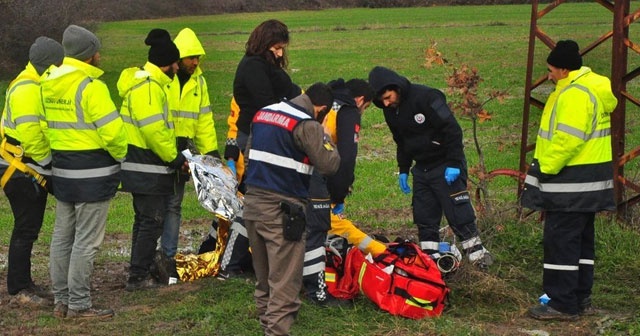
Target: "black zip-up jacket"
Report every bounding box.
[233,55,302,136]
[368,66,465,173]
[326,80,360,204]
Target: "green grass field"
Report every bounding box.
[1,3,640,335]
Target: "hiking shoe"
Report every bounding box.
[125,276,161,292]
[579,297,599,316]
[9,289,50,307]
[66,307,114,319]
[53,302,68,318]
[528,304,579,321]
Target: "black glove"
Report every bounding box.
[168,153,186,170]
[224,140,240,161]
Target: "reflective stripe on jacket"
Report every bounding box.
[522,66,617,212]
[244,101,313,198]
[1,63,51,175]
[117,62,177,195]
[171,28,218,154]
[41,57,127,202]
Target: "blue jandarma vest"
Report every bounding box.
[244,101,314,198]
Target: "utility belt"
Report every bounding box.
[0,137,47,189]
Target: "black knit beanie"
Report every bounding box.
[547,40,582,70]
[145,29,180,67]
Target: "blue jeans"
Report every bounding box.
[49,200,109,310]
[161,178,185,258]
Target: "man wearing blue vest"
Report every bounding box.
[243,83,340,336]
[522,40,617,321]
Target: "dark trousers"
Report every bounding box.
[3,176,47,295]
[411,163,478,244]
[130,193,168,280]
[543,211,595,315]
[219,215,253,273]
[303,172,331,299]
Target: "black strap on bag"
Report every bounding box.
[280,200,306,241]
[393,287,436,310]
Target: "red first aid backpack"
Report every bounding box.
[325,237,363,300]
[357,241,449,319]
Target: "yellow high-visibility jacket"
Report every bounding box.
[523,66,617,212]
[170,28,218,155]
[2,63,51,167]
[41,57,127,202]
[117,62,178,194]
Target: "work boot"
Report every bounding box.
[579,297,599,316]
[151,251,177,285]
[67,306,114,319]
[26,283,53,299]
[9,287,50,307]
[53,302,68,318]
[125,275,162,292]
[528,304,579,321]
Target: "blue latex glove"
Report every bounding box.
[332,203,345,215]
[227,159,237,177]
[398,173,411,194]
[444,167,460,185]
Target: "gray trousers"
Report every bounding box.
[49,200,109,311]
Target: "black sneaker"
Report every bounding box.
[125,276,161,292]
[67,307,114,319]
[216,268,252,280]
[308,293,353,308]
[528,304,579,321]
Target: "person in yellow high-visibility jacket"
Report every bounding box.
[159,28,220,272]
[1,36,63,308]
[117,29,184,291]
[43,25,128,319]
[522,40,617,321]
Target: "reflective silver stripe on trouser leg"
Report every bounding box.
[220,219,247,270]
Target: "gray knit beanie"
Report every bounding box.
[62,25,101,60]
[29,36,64,75]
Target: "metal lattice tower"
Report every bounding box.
[520,0,640,221]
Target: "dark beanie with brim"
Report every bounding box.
[145,29,180,67]
[547,40,582,70]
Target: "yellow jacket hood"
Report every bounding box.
[174,28,205,59]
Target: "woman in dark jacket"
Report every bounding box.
[225,19,302,167]
[214,19,302,279]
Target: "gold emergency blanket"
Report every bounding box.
[176,217,230,281]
